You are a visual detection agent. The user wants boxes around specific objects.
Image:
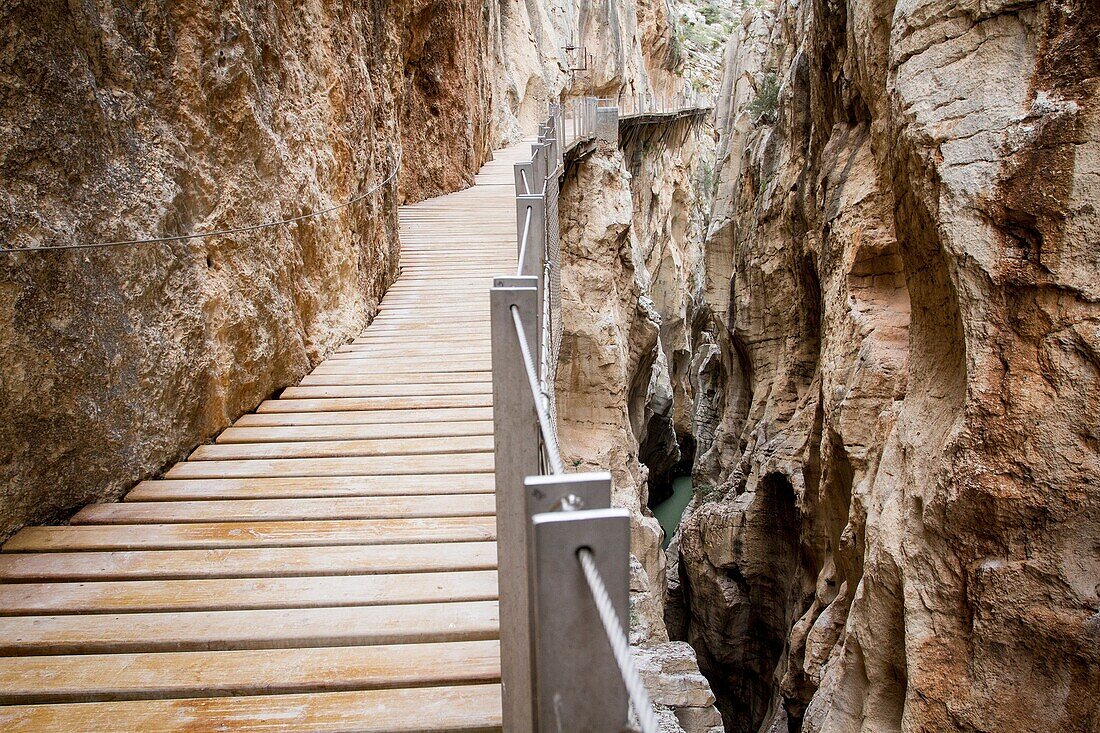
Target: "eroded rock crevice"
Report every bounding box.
[555,108,723,729]
[674,1,1100,731]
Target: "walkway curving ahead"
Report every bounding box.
[0,142,533,731]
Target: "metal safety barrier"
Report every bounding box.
[490,99,661,733]
[610,91,714,121]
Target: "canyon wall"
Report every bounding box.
[675,1,1099,731]
[556,117,720,730]
[0,1,492,539]
[488,0,693,144]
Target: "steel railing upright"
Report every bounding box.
[490,100,663,732]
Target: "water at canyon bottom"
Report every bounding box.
[653,475,693,549]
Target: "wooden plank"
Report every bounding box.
[72,495,495,524]
[309,360,490,374]
[0,570,498,615]
[0,599,499,654]
[233,407,493,425]
[190,435,492,461]
[367,317,487,326]
[367,310,489,316]
[297,372,489,386]
[279,383,491,398]
[255,394,491,413]
[334,346,491,358]
[0,542,497,581]
[354,325,492,334]
[0,683,502,732]
[353,326,492,335]
[317,359,491,372]
[334,345,491,358]
[353,326,490,337]
[0,640,501,704]
[215,421,492,443]
[3,516,496,552]
[126,475,494,500]
[164,453,494,479]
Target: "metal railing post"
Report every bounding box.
[596,105,619,145]
[491,276,541,733]
[530,143,547,193]
[547,112,561,171]
[515,195,546,373]
[516,195,546,274]
[514,161,535,196]
[536,142,553,193]
[531,502,631,732]
[585,97,598,137]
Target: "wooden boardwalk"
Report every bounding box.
[0,142,531,731]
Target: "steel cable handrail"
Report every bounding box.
[516,204,533,277]
[498,99,664,730]
[578,547,660,733]
[0,148,403,254]
[510,304,565,475]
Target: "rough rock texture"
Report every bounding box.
[675,1,1100,731]
[0,1,492,539]
[488,0,690,144]
[398,0,494,200]
[557,117,719,729]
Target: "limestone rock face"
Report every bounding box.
[0,1,492,539]
[676,1,1100,731]
[488,0,690,144]
[557,116,718,729]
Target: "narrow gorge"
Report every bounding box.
[0,1,1096,732]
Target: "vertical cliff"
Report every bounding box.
[488,0,692,144]
[557,120,722,732]
[676,1,1100,731]
[0,1,493,539]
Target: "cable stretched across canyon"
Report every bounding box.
[0,148,402,254]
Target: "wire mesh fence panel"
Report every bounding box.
[542,163,562,443]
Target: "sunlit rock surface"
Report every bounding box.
[556,113,719,728]
[675,1,1100,731]
[0,1,493,538]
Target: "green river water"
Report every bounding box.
[652,475,693,548]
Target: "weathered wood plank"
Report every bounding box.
[72,495,495,524]
[0,641,501,704]
[256,395,491,413]
[0,683,503,732]
[4,516,496,551]
[191,435,492,461]
[279,383,491,398]
[0,600,499,655]
[164,453,494,479]
[0,542,497,581]
[126,474,494,500]
[232,407,494,425]
[0,570,498,615]
[215,422,492,443]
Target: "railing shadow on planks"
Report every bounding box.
[489,99,663,733]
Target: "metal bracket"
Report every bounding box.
[531,507,631,732]
[525,472,611,517]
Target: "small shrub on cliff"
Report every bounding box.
[696,483,721,501]
[748,72,780,125]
